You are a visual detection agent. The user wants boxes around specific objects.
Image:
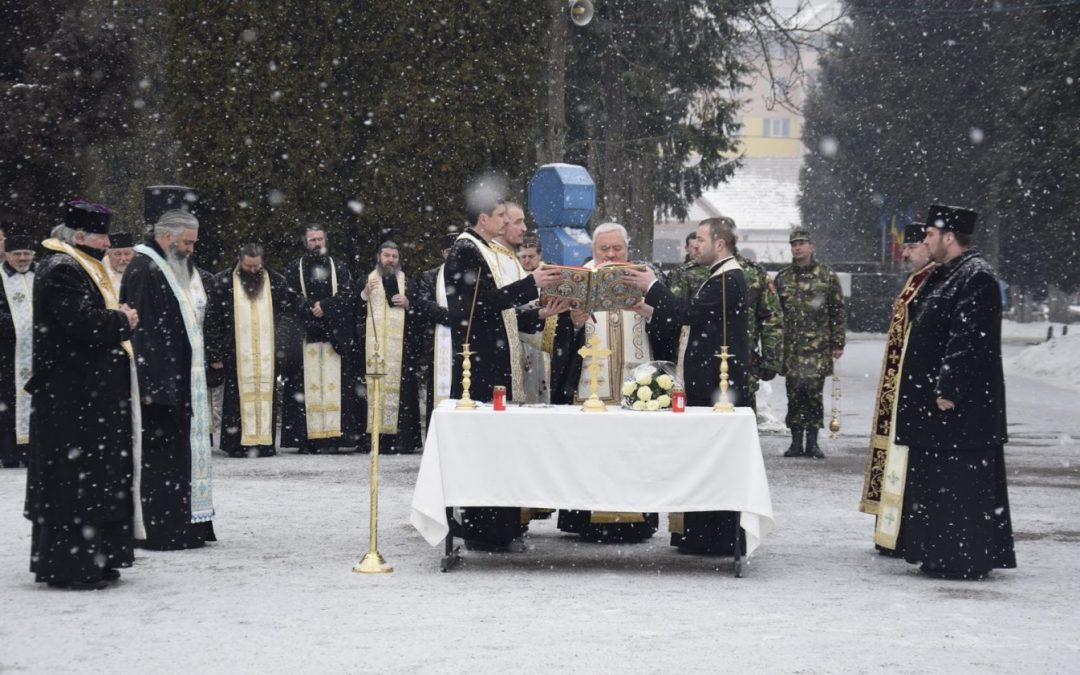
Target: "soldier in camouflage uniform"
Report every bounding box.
[734,249,784,410]
[665,232,711,300]
[774,228,846,458]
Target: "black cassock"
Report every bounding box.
[204,268,298,458]
[895,249,1015,576]
[23,249,135,585]
[121,239,215,550]
[414,264,450,433]
[280,255,359,452]
[442,231,541,546]
[323,276,427,454]
[645,257,752,554]
[0,262,34,468]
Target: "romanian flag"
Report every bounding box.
[888,214,903,262]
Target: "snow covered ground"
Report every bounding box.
[1,333,1078,674]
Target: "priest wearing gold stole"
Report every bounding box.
[551,222,678,542]
[624,217,752,555]
[442,191,565,551]
[859,222,936,556]
[281,224,358,454]
[24,201,140,588]
[205,244,297,458]
[348,241,426,455]
[0,232,36,468]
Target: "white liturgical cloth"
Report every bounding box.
[411,402,775,556]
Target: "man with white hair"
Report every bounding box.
[0,230,36,469]
[121,206,216,551]
[550,222,678,542]
[103,231,135,293]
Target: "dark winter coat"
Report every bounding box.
[895,249,1007,450]
[23,248,134,526]
[645,257,752,408]
[120,239,193,410]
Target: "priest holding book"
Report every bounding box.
[442,187,566,551]
[623,216,751,555]
[550,222,678,542]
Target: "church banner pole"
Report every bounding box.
[355,312,392,574]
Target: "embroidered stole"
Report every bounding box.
[433,264,453,409]
[365,269,406,434]
[232,270,275,445]
[298,258,343,439]
[675,257,742,385]
[41,239,146,536]
[133,244,214,523]
[860,263,935,549]
[575,261,651,404]
[2,270,33,444]
[460,232,524,400]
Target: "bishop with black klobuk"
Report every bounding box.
[624,216,752,555]
[121,205,216,550]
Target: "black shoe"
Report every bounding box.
[783,428,804,457]
[463,538,525,553]
[47,578,109,590]
[102,569,121,582]
[920,565,989,581]
[805,429,825,458]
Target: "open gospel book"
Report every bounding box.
[539,262,645,313]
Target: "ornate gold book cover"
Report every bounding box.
[539,262,644,312]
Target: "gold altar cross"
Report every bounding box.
[578,335,611,412]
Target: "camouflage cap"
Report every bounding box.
[789,228,812,243]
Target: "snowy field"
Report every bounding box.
[1,332,1079,674]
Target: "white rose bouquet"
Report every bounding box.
[621,361,681,411]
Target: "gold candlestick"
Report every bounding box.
[354,350,392,574]
[578,335,611,412]
[713,345,735,413]
[456,268,482,409]
[456,342,478,410]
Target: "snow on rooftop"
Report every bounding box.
[679,157,802,231]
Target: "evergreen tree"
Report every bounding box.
[0,1,136,232]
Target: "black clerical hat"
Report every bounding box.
[109,231,135,248]
[65,200,112,234]
[145,185,198,228]
[903,222,926,244]
[926,204,977,235]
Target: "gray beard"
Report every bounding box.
[376,263,400,277]
[166,248,192,288]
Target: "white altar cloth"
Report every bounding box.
[410,401,775,556]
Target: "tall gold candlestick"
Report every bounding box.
[456,268,482,409]
[714,270,734,412]
[354,350,392,574]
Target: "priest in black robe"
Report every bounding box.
[624,217,752,555]
[441,196,565,550]
[281,225,359,453]
[0,232,37,468]
[24,201,139,589]
[324,242,433,454]
[121,208,216,551]
[205,244,299,458]
[894,204,1015,580]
